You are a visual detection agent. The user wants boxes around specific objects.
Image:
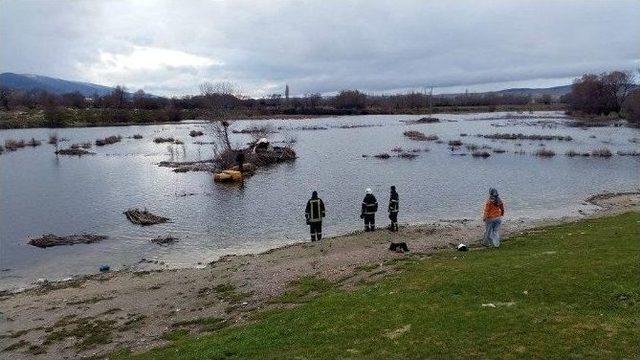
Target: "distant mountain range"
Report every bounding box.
[493,85,572,97]
[1,72,574,99]
[0,72,116,97]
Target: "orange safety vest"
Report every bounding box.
[484,200,504,220]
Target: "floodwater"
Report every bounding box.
[1,111,639,290]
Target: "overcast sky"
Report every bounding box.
[1,0,639,97]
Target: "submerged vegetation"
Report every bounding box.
[591,147,613,157]
[483,133,573,141]
[471,150,491,158]
[535,148,556,157]
[55,148,94,156]
[403,130,438,141]
[565,150,590,157]
[95,135,121,146]
[400,116,440,124]
[2,137,41,151]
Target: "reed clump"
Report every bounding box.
[591,148,612,157]
[95,135,121,146]
[535,148,556,157]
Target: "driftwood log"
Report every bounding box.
[151,236,179,245]
[124,208,170,226]
[28,234,108,248]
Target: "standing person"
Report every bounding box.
[388,186,399,231]
[482,188,505,247]
[235,150,245,173]
[361,188,378,232]
[305,191,325,241]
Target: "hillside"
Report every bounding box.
[0,72,115,97]
[495,84,572,97]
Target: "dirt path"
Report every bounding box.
[1,191,638,359]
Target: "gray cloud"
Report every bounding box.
[1,0,639,96]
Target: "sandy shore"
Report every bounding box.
[1,191,638,359]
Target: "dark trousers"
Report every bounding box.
[389,212,398,231]
[364,214,376,231]
[309,221,322,241]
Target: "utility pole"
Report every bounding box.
[285,84,290,102]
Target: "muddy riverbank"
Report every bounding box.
[0,191,638,359]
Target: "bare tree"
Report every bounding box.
[200,81,241,150]
[248,124,276,142]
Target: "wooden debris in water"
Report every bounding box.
[48,135,58,144]
[251,146,296,166]
[151,236,179,245]
[124,208,170,226]
[448,140,463,147]
[373,153,391,159]
[189,130,204,137]
[28,233,107,248]
[158,159,217,173]
[132,134,143,139]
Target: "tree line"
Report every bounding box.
[1,69,638,127]
[563,70,639,124]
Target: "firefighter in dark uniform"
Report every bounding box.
[388,185,399,231]
[361,188,378,231]
[305,191,325,241]
[236,150,245,173]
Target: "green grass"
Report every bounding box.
[172,317,228,333]
[271,276,336,304]
[118,212,640,359]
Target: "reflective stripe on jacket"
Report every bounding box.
[362,194,378,215]
[389,192,399,213]
[306,198,325,222]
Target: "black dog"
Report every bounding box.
[389,242,409,253]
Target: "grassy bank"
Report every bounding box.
[116,212,639,359]
[0,108,181,129]
[0,104,566,129]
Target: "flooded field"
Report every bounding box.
[1,111,639,290]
